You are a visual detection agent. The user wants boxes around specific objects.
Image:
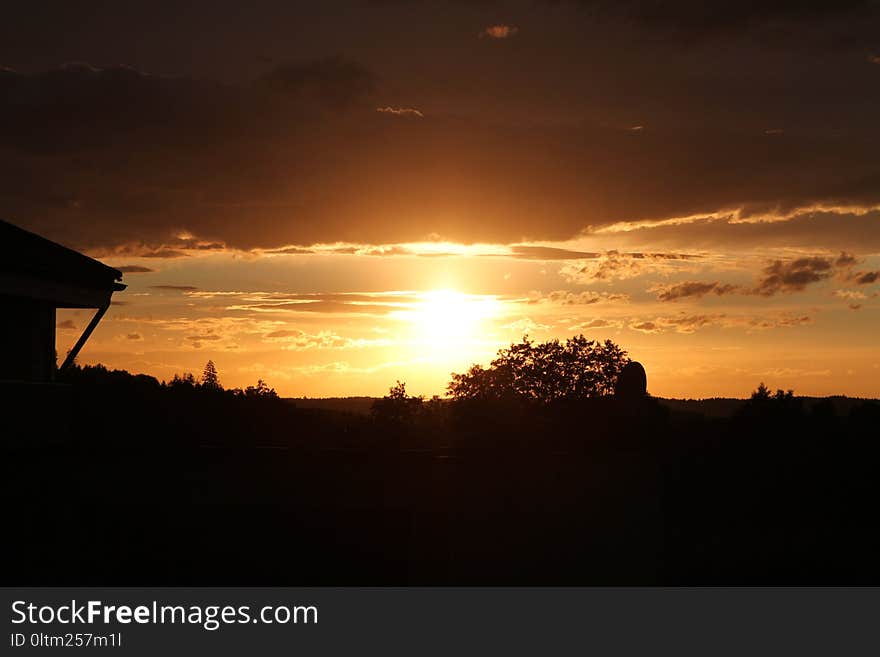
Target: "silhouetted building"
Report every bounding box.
[0,219,125,382]
[614,361,647,399]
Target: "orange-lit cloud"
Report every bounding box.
[629,313,814,335]
[531,290,629,305]
[481,24,519,39]
[376,106,424,117]
[653,281,740,301]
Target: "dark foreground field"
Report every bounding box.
[4,372,880,585]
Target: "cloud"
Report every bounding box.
[653,281,740,301]
[57,319,76,330]
[629,320,660,333]
[150,285,199,292]
[754,256,837,296]
[4,55,880,252]
[480,25,519,39]
[559,250,695,284]
[261,328,384,350]
[629,312,813,334]
[751,367,832,378]
[376,107,424,118]
[509,246,600,260]
[358,245,417,256]
[560,253,642,283]
[570,317,624,330]
[834,289,867,301]
[751,250,868,296]
[501,318,551,333]
[651,314,719,333]
[125,333,144,341]
[117,265,155,273]
[588,208,880,254]
[750,314,812,329]
[533,290,630,304]
[185,333,222,349]
[208,290,425,317]
[847,270,880,285]
[834,252,858,268]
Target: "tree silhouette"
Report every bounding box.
[371,380,424,423]
[202,360,221,390]
[448,335,630,403]
[750,382,794,403]
[751,382,772,400]
[169,372,197,388]
[244,379,277,398]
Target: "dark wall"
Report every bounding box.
[0,295,55,382]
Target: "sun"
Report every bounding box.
[399,289,501,355]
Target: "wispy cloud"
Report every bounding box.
[262,328,390,351]
[376,106,424,118]
[570,317,624,330]
[629,312,813,334]
[509,245,600,260]
[530,290,629,305]
[559,250,696,284]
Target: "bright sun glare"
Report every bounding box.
[400,289,501,355]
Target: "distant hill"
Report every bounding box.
[290,395,879,418]
[289,396,377,415]
[659,395,878,418]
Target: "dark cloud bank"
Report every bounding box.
[2,1,880,253]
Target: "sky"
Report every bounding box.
[3,0,880,398]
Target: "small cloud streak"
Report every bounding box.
[847,270,879,285]
[57,319,77,330]
[532,290,629,305]
[570,317,624,330]
[509,245,600,260]
[654,281,740,301]
[630,320,660,334]
[480,24,519,39]
[630,313,813,334]
[376,106,424,118]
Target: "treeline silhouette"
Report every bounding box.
[4,336,880,585]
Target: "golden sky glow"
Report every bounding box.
[54,235,880,399]
[5,2,880,399]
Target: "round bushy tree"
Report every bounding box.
[447,335,631,403]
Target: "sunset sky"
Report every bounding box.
[3,1,880,398]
